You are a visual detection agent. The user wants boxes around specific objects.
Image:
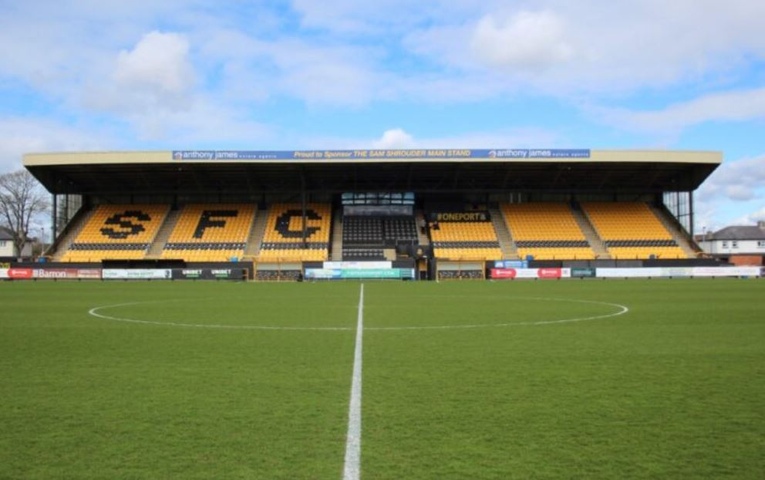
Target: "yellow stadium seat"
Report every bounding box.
[257,203,332,262]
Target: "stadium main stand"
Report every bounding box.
[430,214,502,260]
[257,203,332,262]
[61,204,169,262]
[502,203,596,260]
[26,149,721,281]
[581,202,688,259]
[161,204,256,262]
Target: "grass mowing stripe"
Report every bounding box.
[343,283,364,480]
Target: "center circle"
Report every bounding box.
[88,295,628,331]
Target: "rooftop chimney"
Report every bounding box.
[759,221,765,230]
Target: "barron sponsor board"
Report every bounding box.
[32,268,101,279]
[2,268,100,279]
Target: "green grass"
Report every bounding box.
[1,279,763,479]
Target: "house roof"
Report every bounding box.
[709,225,765,240]
[0,226,14,241]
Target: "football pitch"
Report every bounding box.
[1,279,763,479]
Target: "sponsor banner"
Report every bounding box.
[172,268,246,280]
[691,266,761,277]
[597,267,762,278]
[172,149,591,161]
[596,268,662,278]
[32,268,101,280]
[304,268,340,280]
[661,267,694,277]
[487,149,590,159]
[77,269,102,279]
[342,268,414,279]
[571,267,597,278]
[305,268,414,280]
[491,268,516,279]
[103,269,172,280]
[537,267,564,279]
[0,269,8,279]
[323,261,392,270]
[494,260,528,269]
[491,268,570,279]
[6,268,33,279]
[433,211,490,222]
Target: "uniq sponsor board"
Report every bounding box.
[171,268,246,280]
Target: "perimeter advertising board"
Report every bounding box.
[305,268,415,280]
[172,268,247,280]
[1,268,34,279]
[1,268,100,279]
[102,269,172,280]
[33,268,101,279]
[490,268,570,279]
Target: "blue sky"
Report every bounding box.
[1,0,764,231]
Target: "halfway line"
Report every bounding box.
[343,283,364,480]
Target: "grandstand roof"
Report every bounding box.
[23,149,721,196]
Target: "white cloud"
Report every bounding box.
[197,31,385,106]
[695,154,765,229]
[291,0,469,35]
[309,127,560,152]
[399,0,765,95]
[470,11,573,71]
[592,88,765,133]
[114,31,193,95]
[372,129,415,149]
[78,31,205,139]
[698,154,765,202]
[87,31,195,116]
[746,206,765,223]
[0,118,110,174]
[3,0,765,109]
[281,60,378,107]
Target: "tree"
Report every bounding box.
[0,170,50,258]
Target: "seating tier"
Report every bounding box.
[258,203,332,262]
[161,204,255,262]
[581,202,687,259]
[502,203,595,260]
[61,204,168,262]
[430,220,502,260]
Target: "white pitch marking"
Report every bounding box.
[365,298,629,331]
[88,302,353,331]
[342,283,364,480]
[87,297,628,331]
